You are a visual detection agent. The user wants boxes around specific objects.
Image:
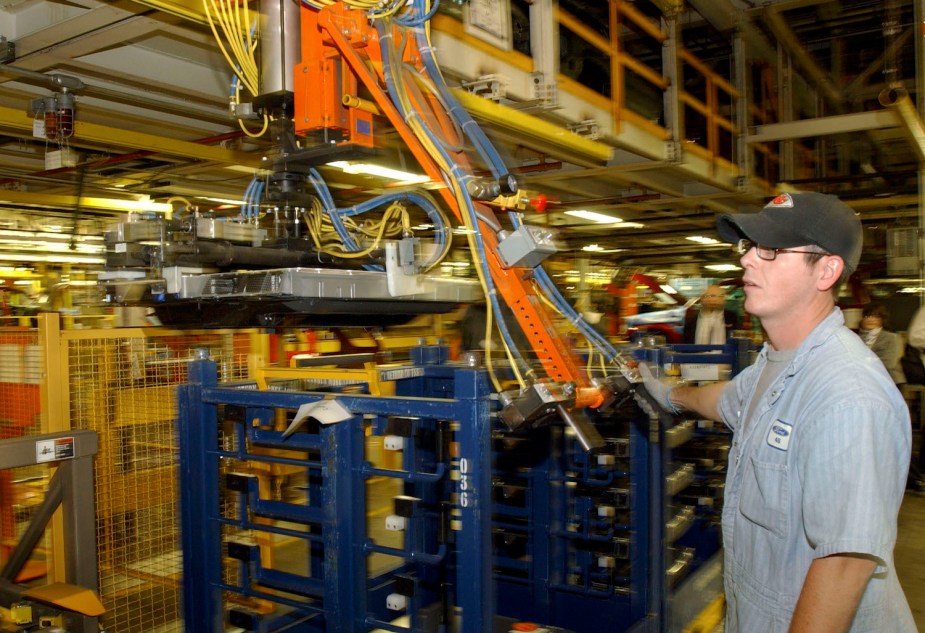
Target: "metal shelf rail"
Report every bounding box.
[492,402,652,633]
[177,350,493,632]
[633,338,753,632]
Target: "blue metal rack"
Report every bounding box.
[177,352,493,632]
[632,338,753,632]
[491,402,653,633]
[177,341,742,633]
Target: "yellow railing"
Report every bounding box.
[434,0,778,177]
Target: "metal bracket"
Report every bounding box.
[664,139,683,164]
[461,74,505,102]
[530,71,557,107]
[567,119,601,141]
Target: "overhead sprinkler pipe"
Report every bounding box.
[879,87,925,164]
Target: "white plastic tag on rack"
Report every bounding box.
[385,241,426,296]
[282,398,353,438]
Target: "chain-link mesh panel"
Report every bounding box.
[66,330,253,633]
[0,327,46,585]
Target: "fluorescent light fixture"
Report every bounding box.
[199,197,247,205]
[0,230,104,242]
[565,210,623,224]
[686,235,719,245]
[898,287,925,294]
[581,244,624,253]
[705,264,742,272]
[327,161,429,184]
[0,253,106,264]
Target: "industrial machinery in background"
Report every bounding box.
[0,431,104,633]
[99,0,731,631]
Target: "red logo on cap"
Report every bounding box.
[767,193,794,207]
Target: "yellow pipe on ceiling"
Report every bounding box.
[450,89,613,166]
[0,189,173,214]
[879,88,925,164]
[128,0,207,25]
[0,104,261,169]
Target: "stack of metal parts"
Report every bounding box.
[101,214,481,328]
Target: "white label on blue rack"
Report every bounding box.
[766,420,793,451]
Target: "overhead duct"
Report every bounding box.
[879,87,925,164]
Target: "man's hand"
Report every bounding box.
[638,363,682,414]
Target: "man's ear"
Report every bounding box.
[817,255,844,291]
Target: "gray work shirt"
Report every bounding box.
[717,308,915,632]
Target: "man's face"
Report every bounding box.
[701,286,726,311]
[740,245,821,322]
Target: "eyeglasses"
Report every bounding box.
[735,238,829,261]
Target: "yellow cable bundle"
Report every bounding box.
[204,0,268,136]
[382,15,526,390]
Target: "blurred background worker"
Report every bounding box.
[684,284,737,344]
[859,303,905,385]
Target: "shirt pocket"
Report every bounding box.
[739,455,789,539]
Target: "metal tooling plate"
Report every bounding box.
[178,267,483,303]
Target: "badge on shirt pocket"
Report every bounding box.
[766,420,793,451]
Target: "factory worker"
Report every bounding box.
[641,192,914,633]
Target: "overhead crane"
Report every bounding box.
[103,0,639,436]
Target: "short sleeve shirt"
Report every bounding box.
[717,308,915,632]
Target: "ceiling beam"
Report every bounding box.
[0,104,260,168]
[0,189,172,213]
[749,110,899,143]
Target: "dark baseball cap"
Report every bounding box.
[716,192,863,273]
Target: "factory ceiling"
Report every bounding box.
[0,0,922,285]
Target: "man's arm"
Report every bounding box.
[668,381,728,422]
[788,554,877,633]
[638,364,728,422]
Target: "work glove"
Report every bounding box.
[637,363,683,415]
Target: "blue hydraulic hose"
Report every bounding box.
[393,0,439,26]
[339,191,448,268]
[378,20,530,368]
[411,22,510,180]
[307,168,358,248]
[307,168,452,271]
[240,177,258,220]
[505,213,619,361]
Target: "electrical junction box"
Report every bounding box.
[497,225,558,268]
[45,148,78,170]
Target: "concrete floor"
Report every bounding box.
[896,488,925,631]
